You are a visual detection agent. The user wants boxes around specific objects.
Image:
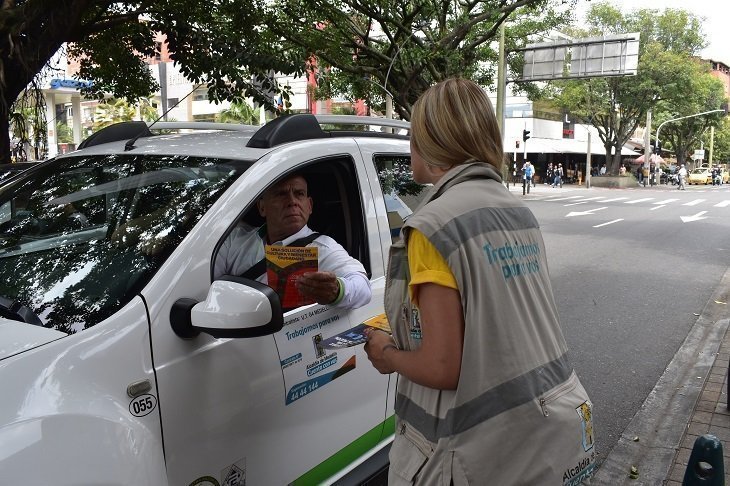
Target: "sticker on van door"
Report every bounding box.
[274,306,357,405]
[129,393,157,417]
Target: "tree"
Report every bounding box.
[702,116,730,164]
[92,97,158,131]
[215,100,259,125]
[268,0,576,120]
[56,122,74,144]
[0,0,307,164]
[545,3,708,174]
[654,67,726,166]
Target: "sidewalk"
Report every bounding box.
[509,179,730,484]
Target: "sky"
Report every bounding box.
[575,0,729,64]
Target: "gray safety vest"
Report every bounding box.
[386,163,595,485]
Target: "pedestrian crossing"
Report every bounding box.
[536,194,730,210]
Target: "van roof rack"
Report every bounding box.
[246,114,410,148]
[77,114,410,150]
[77,121,152,150]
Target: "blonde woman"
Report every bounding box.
[365,78,595,485]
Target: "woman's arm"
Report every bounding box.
[365,282,465,390]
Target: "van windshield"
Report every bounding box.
[0,154,249,333]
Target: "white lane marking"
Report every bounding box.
[654,199,679,205]
[545,195,584,202]
[714,200,730,208]
[566,207,608,217]
[564,201,589,206]
[624,198,655,204]
[600,197,629,202]
[650,205,665,211]
[680,211,708,223]
[593,219,624,228]
[682,199,705,206]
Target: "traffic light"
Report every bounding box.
[515,140,520,149]
[655,140,661,153]
[522,129,531,142]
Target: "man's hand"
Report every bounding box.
[295,271,340,305]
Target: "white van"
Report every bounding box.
[0,115,412,485]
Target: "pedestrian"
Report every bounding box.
[364,77,596,485]
[545,162,554,185]
[600,164,606,175]
[522,161,533,195]
[678,164,687,190]
[553,163,563,188]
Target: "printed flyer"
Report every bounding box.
[265,245,318,309]
[319,313,391,349]
[274,306,359,405]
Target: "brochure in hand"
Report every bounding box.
[320,313,391,349]
[265,244,318,309]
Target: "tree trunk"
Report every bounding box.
[0,106,10,165]
[605,147,619,175]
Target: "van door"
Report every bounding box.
[144,142,393,485]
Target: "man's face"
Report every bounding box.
[258,175,313,242]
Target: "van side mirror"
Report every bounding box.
[170,276,283,339]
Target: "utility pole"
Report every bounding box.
[643,110,652,187]
[496,23,507,185]
[586,131,592,188]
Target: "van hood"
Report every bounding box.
[0,318,67,360]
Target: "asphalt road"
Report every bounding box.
[518,181,730,463]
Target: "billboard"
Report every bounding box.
[521,33,640,82]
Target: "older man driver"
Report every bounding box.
[214,174,371,310]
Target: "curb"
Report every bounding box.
[590,267,730,485]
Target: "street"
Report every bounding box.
[516,181,730,468]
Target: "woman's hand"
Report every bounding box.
[364,329,397,374]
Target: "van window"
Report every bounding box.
[0,154,250,333]
[213,157,370,308]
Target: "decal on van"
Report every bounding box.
[188,476,220,486]
[286,356,356,404]
[220,458,246,486]
[274,306,359,405]
[128,393,157,417]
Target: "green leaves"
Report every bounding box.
[543,4,718,173]
[268,0,571,120]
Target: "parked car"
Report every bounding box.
[0,115,415,485]
[687,167,712,185]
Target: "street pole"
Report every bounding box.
[385,94,393,134]
[586,131,592,189]
[655,109,725,165]
[644,110,652,187]
[709,126,715,165]
[496,23,507,186]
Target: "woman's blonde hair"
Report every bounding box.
[410,77,504,172]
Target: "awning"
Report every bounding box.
[633,154,665,165]
[506,137,636,156]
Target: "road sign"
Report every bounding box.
[520,33,639,82]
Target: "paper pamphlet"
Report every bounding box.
[265,245,318,309]
[320,313,391,349]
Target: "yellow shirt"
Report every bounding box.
[407,229,458,306]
